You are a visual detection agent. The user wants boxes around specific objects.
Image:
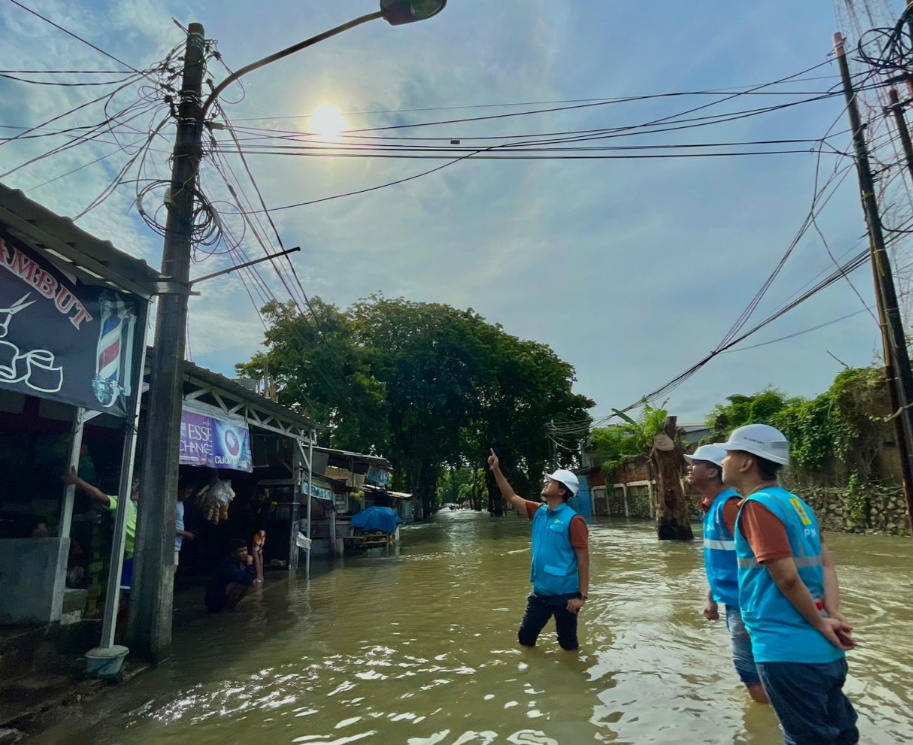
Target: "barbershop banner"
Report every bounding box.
[0,229,140,416]
[180,405,253,472]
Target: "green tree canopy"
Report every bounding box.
[238,295,594,517]
[589,403,669,477]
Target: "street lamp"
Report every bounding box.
[132,1,447,664]
[203,1,446,117]
[381,0,447,25]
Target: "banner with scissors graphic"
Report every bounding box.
[0,228,140,416]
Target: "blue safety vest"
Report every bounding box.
[530,502,580,596]
[703,488,740,607]
[735,486,843,664]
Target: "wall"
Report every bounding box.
[607,482,655,519]
[799,484,910,536]
[0,538,69,624]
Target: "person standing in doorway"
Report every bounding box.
[719,424,859,745]
[487,449,589,651]
[685,444,767,703]
[175,482,196,572]
[63,468,137,592]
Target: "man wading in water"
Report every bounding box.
[686,444,768,703]
[719,424,859,745]
[488,449,589,651]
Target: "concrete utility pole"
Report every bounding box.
[835,33,913,538]
[129,23,206,663]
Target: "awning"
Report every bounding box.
[387,491,413,500]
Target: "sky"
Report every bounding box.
[0,0,908,439]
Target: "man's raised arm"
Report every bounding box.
[487,449,526,512]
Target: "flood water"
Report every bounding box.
[35,512,913,745]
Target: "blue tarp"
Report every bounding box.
[351,505,403,534]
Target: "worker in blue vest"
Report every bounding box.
[718,424,859,745]
[685,443,768,704]
[488,449,589,651]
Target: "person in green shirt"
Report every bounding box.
[63,468,138,590]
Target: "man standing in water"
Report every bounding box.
[685,444,767,703]
[488,449,589,651]
[718,424,859,745]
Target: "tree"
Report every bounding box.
[235,299,389,452]
[650,415,693,541]
[238,294,594,520]
[589,402,669,477]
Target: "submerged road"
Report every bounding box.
[34,511,913,744]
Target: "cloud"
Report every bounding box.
[0,0,898,431]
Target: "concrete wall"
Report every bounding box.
[0,538,69,625]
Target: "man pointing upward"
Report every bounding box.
[488,449,589,651]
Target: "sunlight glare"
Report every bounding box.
[309,103,347,141]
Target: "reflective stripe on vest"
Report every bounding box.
[737,555,824,569]
[704,539,735,550]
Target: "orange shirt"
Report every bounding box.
[723,499,793,563]
[523,499,588,549]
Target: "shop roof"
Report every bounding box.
[174,359,321,441]
[314,446,392,472]
[0,183,171,299]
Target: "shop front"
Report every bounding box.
[165,363,319,582]
[0,185,162,628]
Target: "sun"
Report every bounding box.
[309,103,347,141]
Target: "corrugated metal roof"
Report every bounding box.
[314,445,392,471]
[0,183,168,299]
[181,359,321,432]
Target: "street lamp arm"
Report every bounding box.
[202,10,384,119]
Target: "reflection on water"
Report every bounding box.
[33,513,913,745]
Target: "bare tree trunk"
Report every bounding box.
[650,416,694,541]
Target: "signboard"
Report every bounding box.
[179,406,253,472]
[0,230,141,416]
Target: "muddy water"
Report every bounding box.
[34,512,913,745]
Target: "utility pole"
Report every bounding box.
[547,420,557,470]
[888,88,913,184]
[835,33,913,537]
[129,23,206,663]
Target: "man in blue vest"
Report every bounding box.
[488,449,589,651]
[685,444,768,704]
[718,424,859,745]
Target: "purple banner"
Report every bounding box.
[179,408,253,472]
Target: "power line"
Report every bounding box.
[7,0,145,75]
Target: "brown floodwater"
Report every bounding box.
[33,511,913,744]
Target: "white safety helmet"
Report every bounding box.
[545,468,579,496]
[683,444,727,468]
[717,424,790,466]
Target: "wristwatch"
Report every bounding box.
[577,592,588,601]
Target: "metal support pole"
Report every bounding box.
[59,407,86,540]
[99,304,150,649]
[836,33,913,537]
[306,430,314,579]
[130,23,206,663]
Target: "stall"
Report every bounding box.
[163,362,319,577]
[306,447,394,557]
[0,185,163,628]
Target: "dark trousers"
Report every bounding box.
[518,593,579,650]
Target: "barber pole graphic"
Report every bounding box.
[92,291,136,407]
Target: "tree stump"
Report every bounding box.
[650,416,694,541]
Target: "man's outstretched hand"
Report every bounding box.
[487,448,499,471]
